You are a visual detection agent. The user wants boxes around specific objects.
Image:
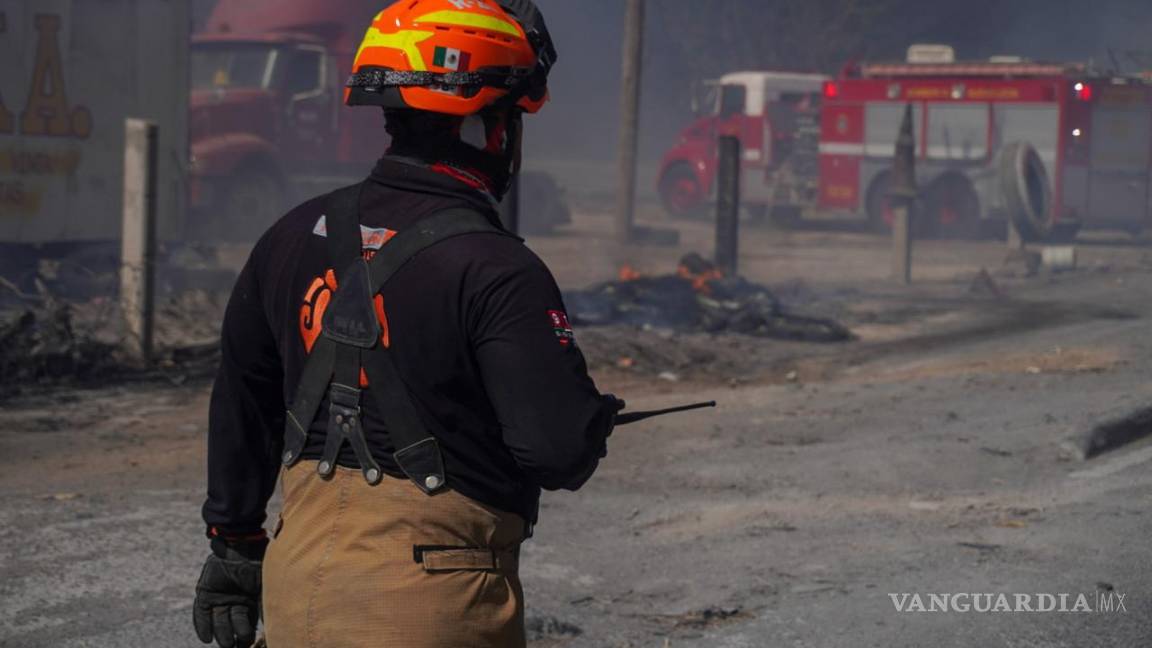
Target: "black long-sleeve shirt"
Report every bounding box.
[202,158,616,536]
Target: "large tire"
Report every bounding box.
[220,165,286,242]
[999,141,1052,242]
[865,171,895,233]
[517,171,571,236]
[923,172,981,240]
[658,162,707,219]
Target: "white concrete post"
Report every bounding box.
[121,118,158,364]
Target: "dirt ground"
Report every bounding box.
[3,209,1152,647]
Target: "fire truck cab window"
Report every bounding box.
[279,49,325,98]
[926,104,988,160]
[191,44,277,90]
[719,84,746,118]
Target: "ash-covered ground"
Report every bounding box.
[3,209,1152,647]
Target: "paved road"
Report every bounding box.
[3,248,1152,647]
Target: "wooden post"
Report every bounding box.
[615,0,645,244]
[891,205,912,284]
[889,104,917,285]
[121,118,158,364]
[715,135,741,276]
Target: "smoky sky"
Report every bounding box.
[527,0,1152,164]
[191,0,1152,164]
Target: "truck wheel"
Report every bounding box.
[866,172,935,238]
[770,205,803,228]
[924,173,981,240]
[518,171,571,236]
[659,162,706,219]
[999,141,1052,242]
[865,172,895,233]
[221,166,285,242]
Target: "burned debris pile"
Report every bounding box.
[0,304,118,396]
[565,254,853,343]
[0,286,227,399]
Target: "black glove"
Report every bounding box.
[604,394,626,437]
[194,537,266,648]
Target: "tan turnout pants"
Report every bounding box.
[263,462,527,648]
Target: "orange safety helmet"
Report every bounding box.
[346,0,556,116]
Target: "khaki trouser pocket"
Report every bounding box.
[416,545,519,572]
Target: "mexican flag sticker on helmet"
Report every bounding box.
[433,47,471,71]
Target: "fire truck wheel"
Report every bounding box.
[769,206,803,228]
[924,173,981,240]
[221,165,286,241]
[659,162,707,219]
[517,171,571,235]
[999,141,1053,242]
[744,205,768,224]
[864,172,895,233]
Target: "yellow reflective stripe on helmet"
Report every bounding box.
[414,10,522,37]
[356,29,435,71]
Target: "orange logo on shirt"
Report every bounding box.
[299,261,391,387]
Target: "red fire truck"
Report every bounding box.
[657,71,828,221]
[818,45,1152,240]
[188,0,568,240]
[189,0,387,239]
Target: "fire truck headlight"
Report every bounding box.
[1072,128,1083,138]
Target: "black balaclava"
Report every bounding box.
[384,109,522,202]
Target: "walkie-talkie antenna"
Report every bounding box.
[614,401,717,426]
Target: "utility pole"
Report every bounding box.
[889,104,917,284]
[615,0,645,244]
[714,136,742,276]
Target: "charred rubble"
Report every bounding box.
[565,254,853,343]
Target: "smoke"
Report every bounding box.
[527,0,1152,172]
[187,0,1152,198]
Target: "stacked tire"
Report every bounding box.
[999,141,1055,242]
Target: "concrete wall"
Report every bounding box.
[0,0,189,243]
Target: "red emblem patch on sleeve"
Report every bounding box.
[548,310,575,347]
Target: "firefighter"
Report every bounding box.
[192,2,619,646]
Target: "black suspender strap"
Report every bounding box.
[364,208,517,294]
[360,207,514,493]
[313,185,385,483]
[284,184,384,484]
[283,182,515,492]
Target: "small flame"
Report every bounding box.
[677,264,724,295]
[619,265,642,281]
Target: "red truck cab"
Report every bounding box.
[657,71,827,220]
[189,0,386,239]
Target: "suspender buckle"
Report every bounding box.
[318,383,385,485]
